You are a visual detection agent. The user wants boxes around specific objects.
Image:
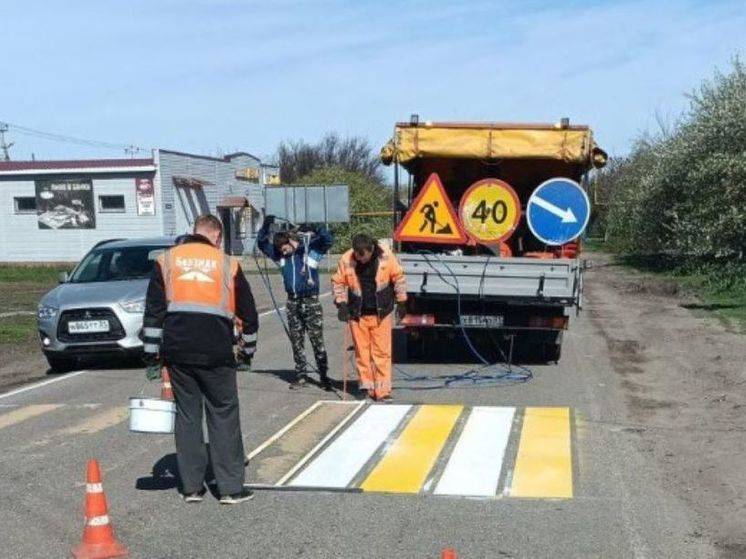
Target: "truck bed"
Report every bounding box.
[399,253,582,305]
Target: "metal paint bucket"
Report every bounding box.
[129,397,176,434]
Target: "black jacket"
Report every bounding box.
[143,235,258,367]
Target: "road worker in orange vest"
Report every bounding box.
[143,214,257,505]
[332,234,407,401]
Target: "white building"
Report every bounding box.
[0,149,279,262]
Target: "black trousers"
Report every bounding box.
[169,363,245,496]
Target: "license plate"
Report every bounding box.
[460,315,504,328]
[68,320,110,333]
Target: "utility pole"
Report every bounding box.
[0,123,14,161]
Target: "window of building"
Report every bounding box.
[14,197,37,214]
[99,195,126,213]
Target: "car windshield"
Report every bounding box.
[69,245,169,283]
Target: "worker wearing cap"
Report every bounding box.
[143,214,257,505]
[332,233,407,401]
[257,216,333,390]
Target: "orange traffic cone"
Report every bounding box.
[161,367,174,401]
[441,549,457,559]
[72,459,128,559]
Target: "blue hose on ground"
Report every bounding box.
[391,251,533,390]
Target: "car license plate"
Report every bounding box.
[460,315,504,328]
[68,320,110,333]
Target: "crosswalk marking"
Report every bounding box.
[360,405,462,494]
[0,404,63,430]
[434,406,515,497]
[509,407,573,498]
[289,404,411,488]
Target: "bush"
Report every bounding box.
[597,58,746,272]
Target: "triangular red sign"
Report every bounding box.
[394,173,467,244]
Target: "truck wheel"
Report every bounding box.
[393,329,408,363]
[543,343,562,364]
[45,354,76,373]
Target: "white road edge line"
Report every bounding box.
[275,400,366,486]
[0,370,92,401]
[0,291,333,400]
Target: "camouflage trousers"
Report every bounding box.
[286,296,328,377]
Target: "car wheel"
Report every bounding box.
[45,354,77,373]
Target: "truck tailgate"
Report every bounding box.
[399,254,581,304]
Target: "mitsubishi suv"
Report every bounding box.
[37,237,175,371]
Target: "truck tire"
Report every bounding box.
[393,329,408,363]
[543,342,562,364]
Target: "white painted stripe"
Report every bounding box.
[277,400,366,486]
[86,483,103,493]
[87,514,110,526]
[0,292,333,401]
[289,404,410,488]
[434,406,515,497]
[0,370,91,401]
[245,401,323,461]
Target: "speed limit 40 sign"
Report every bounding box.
[458,179,521,244]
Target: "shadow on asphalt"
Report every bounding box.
[135,453,180,491]
[251,368,364,399]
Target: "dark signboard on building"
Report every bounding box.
[136,178,156,216]
[35,178,95,229]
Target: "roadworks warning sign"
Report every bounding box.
[394,173,467,244]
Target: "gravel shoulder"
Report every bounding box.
[584,252,746,557]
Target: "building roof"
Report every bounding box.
[0,158,156,175]
[158,148,260,164]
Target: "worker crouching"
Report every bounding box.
[332,234,407,401]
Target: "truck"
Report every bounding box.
[380,119,607,363]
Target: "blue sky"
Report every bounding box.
[2,0,745,164]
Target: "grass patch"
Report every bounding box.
[596,248,746,333]
[0,264,71,284]
[0,315,37,344]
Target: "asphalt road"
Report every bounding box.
[0,270,728,558]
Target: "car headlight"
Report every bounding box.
[37,305,59,320]
[120,299,146,313]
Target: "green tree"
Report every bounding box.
[296,166,392,252]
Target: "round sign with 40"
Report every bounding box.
[458,178,521,244]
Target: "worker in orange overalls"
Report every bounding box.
[332,234,407,401]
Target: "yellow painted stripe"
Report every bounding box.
[360,405,462,494]
[59,406,128,435]
[0,404,62,430]
[510,407,573,498]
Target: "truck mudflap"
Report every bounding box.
[399,253,583,305]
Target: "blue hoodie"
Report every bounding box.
[256,225,333,297]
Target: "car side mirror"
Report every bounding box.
[59,271,70,283]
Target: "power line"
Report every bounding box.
[0,123,14,161]
[0,120,148,156]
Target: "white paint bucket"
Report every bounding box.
[129,397,176,434]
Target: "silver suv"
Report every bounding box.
[37,237,175,371]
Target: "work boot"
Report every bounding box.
[219,488,254,505]
[289,374,307,390]
[318,369,333,391]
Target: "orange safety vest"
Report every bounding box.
[332,245,407,312]
[157,242,238,320]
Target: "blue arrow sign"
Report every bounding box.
[526,178,590,246]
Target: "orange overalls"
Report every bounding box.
[332,246,407,399]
